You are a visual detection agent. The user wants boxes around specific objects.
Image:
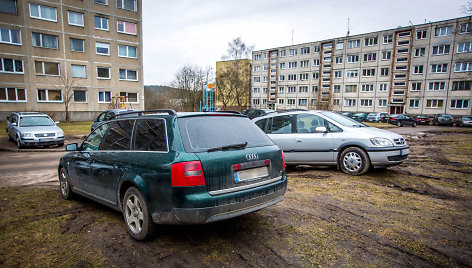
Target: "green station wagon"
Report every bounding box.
[58,110,287,240]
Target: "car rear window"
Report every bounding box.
[178,116,274,153]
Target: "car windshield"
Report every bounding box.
[320,112,366,127]
[367,113,377,116]
[463,117,472,120]
[178,116,274,153]
[20,116,55,127]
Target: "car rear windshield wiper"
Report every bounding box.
[207,142,248,152]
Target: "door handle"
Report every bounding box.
[296,138,302,143]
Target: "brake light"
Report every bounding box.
[281,151,286,170]
[171,161,206,186]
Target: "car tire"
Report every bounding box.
[16,135,24,149]
[412,122,417,127]
[123,187,156,241]
[434,121,438,126]
[397,122,402,127]
[339,147,370,176]
[59,167,74,200]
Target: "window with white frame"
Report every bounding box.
[452,81,472,91]
[0,58,23,74]
[94,0,108,5]
[380,67,389,76]
[300,60,309,68]
[262,98,268,105]
[333,85,341,93]
[312,86,318,92]
[278,87,284,94]
[345,85,357,93]
[430,64,448,73]
[344,98,356,106]
[312,59,319,66]
[432,45,450,55]
[361,84,374,92]
[94,16,109,30]
[287,99,295,105]
[454,62,472,72]
[428,81,446,91]
[383,34,393,44]
[360,99,372,107]
[434,26,452,36]
[0,88,26,102]
[395,65,408,71]
[397,48,409,54]
[298,99,307,106]
[392,89,405,95]
[0,28,21,45]
[395,74,408,79]
[252,98,260,105]
[288,74,296,81]
[118,45,137,58]
[120,92,138,102]
[362,68,375,77]
[409,99,420,108]
[96,42,110,55]
[416,30,427,39]
[68,11,84,26]
[279,62,285,69]
[347,54,359,63]
[363,53,376,62]
[254,54,261,61]
[411,82,422,91]
[32,32,58,49]
[34,61,59,75]
[413,65,424,74]
[299,86,308,93]
[117,0,137,11]
[289,49,297,56]
[70,38,84,52]
[278,98,284,105]
[346,70,358,78]
[280,50,286,57]
[300,47,310,54]
[299,73,308,81]
[458,42,472,53]
[71,64,86,78]
[37,89,62,102]
[263,53,268,59]
[98,91,111,102]
[253,88,260,94]
[335,56,343,64]
[117,20,137,35]
[450,99,469,109]
[414,47,425,57]
[381,51,391,60]
[288,86,296,93]
[348,40,360,49]
[73,90,87,103]
[263,76,268,82]
[263,88,267,93]
[333,99,340,106]
[29,3,57,22]
[336,42,344,50]
[253,76,260,83]
[379,84,388,92]
[426,99,443,108]
[279,75,285,81]
[378,99,387,107]
[253,65,260,72]
[323,43,332,49]
[97,67,110,79]
[334,71,342,78]
[288,62,297,68]
[364,37,378,46]
[323,57,331,62]
[313,72,319,79]
[398,31,411,37]
[397,40,410,46]
[460,23,471,34]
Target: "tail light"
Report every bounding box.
[171,161,206,186]
[281,151,286,170]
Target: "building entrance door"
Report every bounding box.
[390,105,404,114]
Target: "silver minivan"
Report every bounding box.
[253,110,409,175]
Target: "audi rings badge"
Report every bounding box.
[246,153,259,161]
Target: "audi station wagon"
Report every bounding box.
[58,110,287,240]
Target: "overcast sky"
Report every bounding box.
[142,0,468,85]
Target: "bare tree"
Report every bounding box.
[461,1,472,14]
[60,72,80,122]
[222,37,254,60]
[172,65,209,112]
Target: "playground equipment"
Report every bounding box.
[200,84,218,111]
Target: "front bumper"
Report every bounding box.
[367,146,410,168]
[21,137,64,147]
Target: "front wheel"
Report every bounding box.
[59,167,74,200]
[397,122,402,127]
[16,135,24,149]
[412,122,417,127]
[123,187,156,240]
[339,147,370,175]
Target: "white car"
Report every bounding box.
[253,110,409,175]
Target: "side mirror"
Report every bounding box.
[55,121,60,124]
[12,122,17,127]
[315,126,328,133]
[66,143,78,151]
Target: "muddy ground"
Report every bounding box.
[0,130,471,267]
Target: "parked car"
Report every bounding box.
[415,115,430,125]
[59,110,287,240]
[340,112,353,118]
[252,110,409,175]
[241,109,276,119]
[455,116,472,127]
[387,114,417,127]
[432,114,454,126]
[351,113,368,122]
[6,112,64,148]
[366,112,389,122]
[91,109,138,131]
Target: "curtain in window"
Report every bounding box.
[40,5,56,21]
[69,12,83,25]
[42,34,57,49]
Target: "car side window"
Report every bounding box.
[296,114,325,133]
[97,112,106,122]
[133,119,167,151]
[255,118,267,132]
[105,112,115,121]
[100,120,134,150]
[82,124,108,151]
[269,115,293,134]
[11,115,17,124]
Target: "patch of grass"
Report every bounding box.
[364,122,396,128]
[57,121,93,136]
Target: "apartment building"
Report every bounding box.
[0,0,143,121]
[251,16,472,116]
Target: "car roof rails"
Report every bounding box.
[202,110,242,115]
[110,109,177,119]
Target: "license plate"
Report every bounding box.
[234,166,269,183]
[400,149,409,156]
[39,138,53,142]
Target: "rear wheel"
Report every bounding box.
[339,147,370,175]
[123,187,156,240]
[397,122,402,127]
[412,122,417,127]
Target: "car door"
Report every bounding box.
[265,114,297,162]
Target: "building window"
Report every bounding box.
[428,82,446,91]
[430,64,448,73]
[0,27,21,45]
[289,49,297,56]
[278,75,284,81]
[252,99,260,105]
[0,88,26,102]
[395,65,408,71]
[120,92,138,103]
[360,99,373,107]
[362,69,375,77]
[450,99,469,109]
[37,89,62,102]
[253,88,260,94]
[313,46,320,52]
[96,42,110,55]
[333,85,341,93]
[73,90,87,103]
[454,62,472,72]
[288,74,296,81]
[288,62,297,69]
[364,37,378,46]
[416,30,427,39]
[435,26,452,36]
[346,70,358,78]
[32,32,58,49]
[398,31,411,37]
[312,59,319,66]
[279,50,286,57]
[94,0,108,5]
[300,60,309,68]
[34,61,59,76]
[97,67,110,79]
[458,42,472,53]
[414,47,425,57]
[278,98,284,105]
[253,65,260,72]
[361,84,374,92]
[380,68,389,76]
[0,58,23,74]
[432,45,450,55]
[117,20,137,35]
[278,87,284,94]
[312,86,318,92]
[94,16,109,30]
[383,34,393,44]
[298,99,307,106]
[411,82,422,91]
[119,69,137,81]
[335,56,343,64]
[397,48,409,54]
[378,99,387,107]
[299,73,308,81]
[0,0,17,14]
[263,76,268,82]
[118,45,137,58]
[117,0,137,11]
[344,98,356,107]
[409,99,420,108]
[460,23,471,34]
[413,65,424,74]
[323,57,331,62]
[254,54,261,61]
[336,43,344,50]
[312,72,319,79]
[287,87,296,93]
[345,85,357,93]
[426,99,443,108]
[397,40,410,46]
[334,71,342,78]
[333,99,340,106]
[98,91,111,102]
[348,40,360,49]
[379,84,388,92]
[263,53,268,59]
[29,3,57,22]
[287,99,295,105]
[300,47,310,54]
[279,62,285,69]
[452,81,472,91]
[70,38,84,52]
[71,64,86,78]
[299,86,308,93]
[68,11,84,26]
[253,77,260,83]
[347,54,359,63]
[381,51,391,60]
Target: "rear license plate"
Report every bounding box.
[400,149,409,156]
[234,166,269,183]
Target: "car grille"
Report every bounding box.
[393,138,406,146]
[34,133,55,138]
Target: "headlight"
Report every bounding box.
[56,131,64,137]
[370,137,393,147]
[21,133,34,138]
